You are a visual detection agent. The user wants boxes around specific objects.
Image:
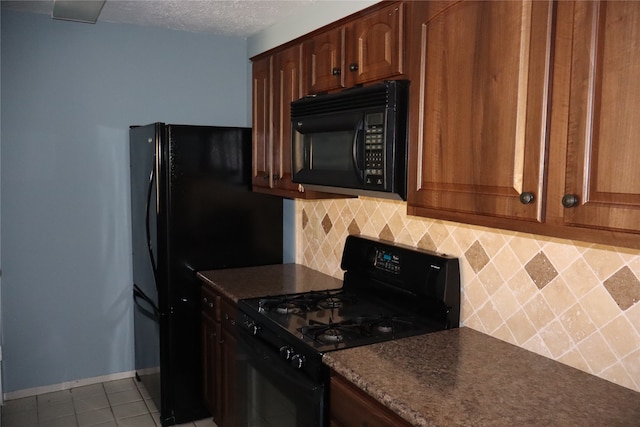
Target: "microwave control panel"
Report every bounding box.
[364,112,385,188]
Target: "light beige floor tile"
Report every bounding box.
[194,417,218,427]
[74,393,111,413]
[115,413,156,427]
[38,413,78,426]
[38,400,75,421]
[72,383,106,398]
[107,389,142,406]
[143,398,157,413]
[103,378,136,394]
[2,410,38,427]
[38,389,73,405]
[2,395,37,414]
[111,401,148,420]
[77,407,115,427]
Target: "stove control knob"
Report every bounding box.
[291,354,305,369]
[244,321,261,336]
[279,346,295,361]
[251,324,261,336]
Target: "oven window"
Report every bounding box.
[236,334,325,427]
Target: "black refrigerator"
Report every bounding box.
[129,123,283,426]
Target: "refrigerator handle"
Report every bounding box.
[145,158,160,294]
[133,283,159,319]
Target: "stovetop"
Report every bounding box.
[240,288,447,353]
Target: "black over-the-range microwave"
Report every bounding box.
[291,80,409,200]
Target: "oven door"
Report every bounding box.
[236,330,326,427]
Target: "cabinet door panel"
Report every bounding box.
[305,28,345,93]
[563,1,640,233]
[347,3,404,85]
[407,0,553,222]
[252,57,272,188]
[273,45,304,192]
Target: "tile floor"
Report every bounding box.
[0,377,218,427]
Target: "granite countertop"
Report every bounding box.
[196,263,343,302]
[323,327,640,427]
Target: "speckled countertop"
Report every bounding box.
[323,327,640,426]
[196,263,343,302]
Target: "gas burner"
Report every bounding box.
[300,319,371,344]
[257,290,354,315]
[318,328,344,342]
[317,295,351,309]
[275,302,302,315]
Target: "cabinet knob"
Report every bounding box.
[332,67,341,76]
[562,194,579,208]
[208,302,214,309]
[262,173,269,180]
[349,63,359,72]
[273,174,280,181]
[519,192,535,205]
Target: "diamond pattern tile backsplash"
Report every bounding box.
[295,197,640,393]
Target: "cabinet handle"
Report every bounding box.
[203,297,208,304]
[349,63,359,72]
[562,194,579,208]
[297,184,305,193]
[332,67,341,76]
[519,192,535,205]
[263,173,269,180]
[273,174,280,181]
[208,302,214,309]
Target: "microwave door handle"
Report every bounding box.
[352,121,365,177]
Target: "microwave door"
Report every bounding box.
[292,111,364,188]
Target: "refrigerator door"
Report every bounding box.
[131,123,283,426]
[130,123,162,413]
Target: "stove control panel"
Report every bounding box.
[374,248,401,274]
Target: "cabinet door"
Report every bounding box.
[220,326,237,427]
[252,56,272,189]
[345,2,404,87]
[305,27,345,93]
[406,0,554,222]
[272,44,304,193]
[329,373,412,427]
[201,311,219,419]
[561,1,640,233]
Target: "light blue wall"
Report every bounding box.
[0,10,253,393]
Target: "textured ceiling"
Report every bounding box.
[1,0,314,37]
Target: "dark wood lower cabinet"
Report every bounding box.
[200,285,237,427]
[218,298,238,427]
[330,372,412,427]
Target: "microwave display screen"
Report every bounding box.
[310,131,353,171]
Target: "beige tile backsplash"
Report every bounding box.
[295,197,640,393]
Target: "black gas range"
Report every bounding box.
[234,235,460,427]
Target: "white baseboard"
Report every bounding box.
[3,370,138,401]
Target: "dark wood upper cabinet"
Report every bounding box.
[251,55,272,190]
[406,0,554,223]
[304,2,405,94]
[559,0,640,234]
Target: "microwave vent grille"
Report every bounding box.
[291,83,393,118]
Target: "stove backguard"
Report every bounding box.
[341,235,460,329]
